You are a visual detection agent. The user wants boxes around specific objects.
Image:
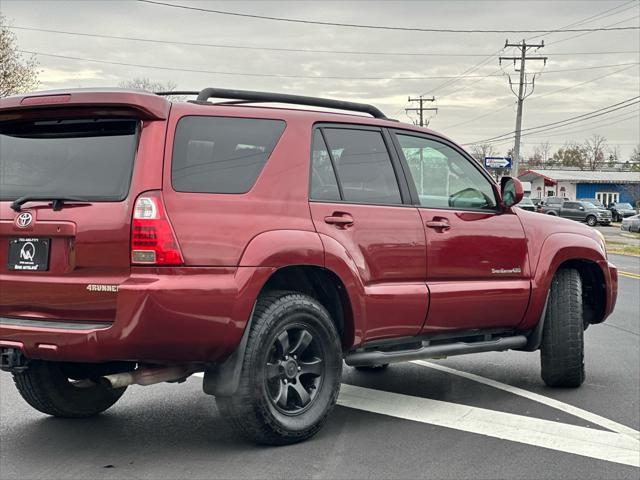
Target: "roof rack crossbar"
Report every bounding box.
[194,88,388,119]
[155,91,200,96]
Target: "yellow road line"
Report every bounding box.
[619,271,640,280]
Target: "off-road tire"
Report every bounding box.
[13,361,126,418]
[586,215,597,227]
[355,364,389,371]
[216,291,342,445]
[540,268,585,388]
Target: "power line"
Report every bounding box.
[137,0,640,34]
[440,63,639,130]
[441,102,516,130]
[418,3,639,100]
[468,99,639,145]
[547,14,640,46]
[462,96,640,145]
[485,110,639,147]
[530,64,639,101]
[513,104,640,139]
[521,110,640,140]
[10,26,638,58]
[20,50,636,82]
[525,0,640,41]
[422,56,497,97]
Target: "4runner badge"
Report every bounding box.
[86,284,119,293]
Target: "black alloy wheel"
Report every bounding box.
[265,325,325,414]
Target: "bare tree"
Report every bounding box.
[631,144,640,163]
[583,134,607,171]
[606,145,621,169]
[535,141,551,168]
[470,143,496,164]
[119,77,185,101]
[552,143,586,169]
[0,15,40,97]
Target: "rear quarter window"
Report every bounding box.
[171,116,286,194]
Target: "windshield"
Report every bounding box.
[615,203,633,209]
[0,118,139,201]
[518,197,533,205]
[582,202,597,209]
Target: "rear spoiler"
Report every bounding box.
[0,89,170,121]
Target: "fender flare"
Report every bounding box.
[519,232,607,330]
[204,229,366,396]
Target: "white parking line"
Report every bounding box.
[192,371,640,466]
[338,384,640,468]
[411,360,640,441]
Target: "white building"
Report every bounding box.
[518,169,640,205]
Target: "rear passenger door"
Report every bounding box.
[390,131,530,333]
[308,125,428,342]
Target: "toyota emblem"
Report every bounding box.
[15,212,33,228]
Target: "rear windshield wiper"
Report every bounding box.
[10,196,92,212]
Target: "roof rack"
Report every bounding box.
[193,88,389,119]
[155,91,200,97]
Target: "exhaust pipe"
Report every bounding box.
[101,365,194,389]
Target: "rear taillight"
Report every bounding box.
[131,192,183,266]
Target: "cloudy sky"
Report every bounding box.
[3,0,639,158]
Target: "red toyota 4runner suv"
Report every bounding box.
[0,88,618,445]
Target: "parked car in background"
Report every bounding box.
[608,202,637,222]
[541,200,612,226]
[577,198,605,209]
[621,214,640,233]
[537,196,567,214]
[531,198,543,207]
[516,197,536,212]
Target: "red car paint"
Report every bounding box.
[0,89,618,365]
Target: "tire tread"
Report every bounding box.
[540,268,585,388]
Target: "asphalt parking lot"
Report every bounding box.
[1,253,638,480]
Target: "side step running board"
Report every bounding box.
[344,335,527,367]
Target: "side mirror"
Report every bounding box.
[500,177,523,208]
[579,206,585,211]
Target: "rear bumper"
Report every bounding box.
[0,267,273,364]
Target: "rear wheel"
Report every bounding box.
[586,215,597,226]
[540,268,585,388]
[216,291,342,445]
[12,361,127,417]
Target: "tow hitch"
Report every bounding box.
[0,348,30,372]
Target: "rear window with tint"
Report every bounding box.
[171,116,286,194]
[0,118,138,201]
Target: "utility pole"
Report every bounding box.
[406,95,437,127]
[499,39,547,175]
[406,95,438,193]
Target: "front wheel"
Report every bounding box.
[586,215,597,226]
[540,268,585,388]
[216,291,342,445]
[12,361,127,418]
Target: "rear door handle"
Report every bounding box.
[425,220,451,231]
[324,213,354,228]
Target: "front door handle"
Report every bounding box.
[425,220,451,231]
[324,213,354,228]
